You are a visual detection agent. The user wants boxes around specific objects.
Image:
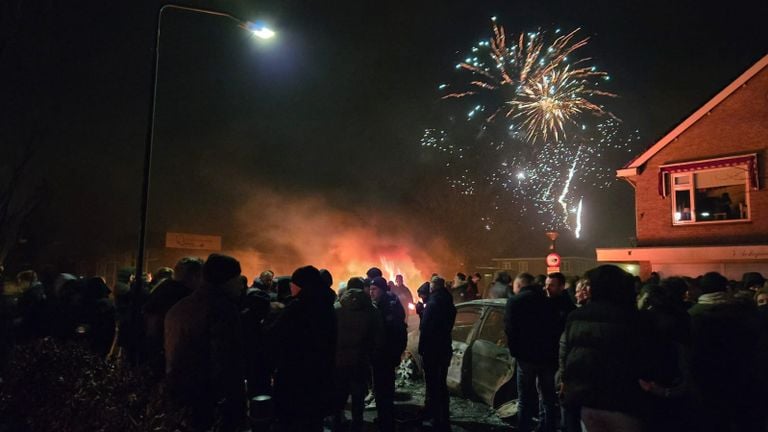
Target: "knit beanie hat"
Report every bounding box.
[291,265,322,290]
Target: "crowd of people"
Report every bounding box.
[0,256,457,432]
[503,268,768,432]
[1,257,768,432]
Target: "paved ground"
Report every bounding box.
[331,379,514,432]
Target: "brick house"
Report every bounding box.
[597,54,768,280]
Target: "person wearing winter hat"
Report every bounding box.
[268,265,337,431]
[332,276,383,432]
[368,275,406,432]
[164,253,245,432]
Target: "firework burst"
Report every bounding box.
[423,19,641,238]
[442,20,616,143]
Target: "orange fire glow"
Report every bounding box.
[221,189,462,299]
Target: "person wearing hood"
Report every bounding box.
[267,265,337,432]
[419,276,456,431]
[164,254,247,432]
[332,277,383,432]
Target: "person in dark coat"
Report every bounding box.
[267,265,337,432]
[164,254,247,432]
[487,271,512,299]
[240,285,273,398]
[15,270,48,341]
[414,281,430,318]
[418,276,456,431]
[505,273,560,432]
[561,265,657,432]
[685,272,768,432]
[143,257,204,379]
[252,270,276,296]
[332,277,383,432]
[635,278,691,432]
[450,272,469,304]
[78,277,116,357]
[368,276,406,432]
[392,274,414,315]
[545,272,576,331]
[465,273,481,301]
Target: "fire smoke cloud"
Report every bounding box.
[226,188,463,294]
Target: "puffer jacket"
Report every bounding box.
[335,289,382,369]
[562,300,656,415]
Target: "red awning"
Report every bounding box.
[658,154,759,197]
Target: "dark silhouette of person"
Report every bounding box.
[418,276,456,431]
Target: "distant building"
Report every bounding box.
[597,54,768,280]
[476,255,598,295]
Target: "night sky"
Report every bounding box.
[2,0,766,274]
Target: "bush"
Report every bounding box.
[0,339,181,432]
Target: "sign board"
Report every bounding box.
[165,232,222,251]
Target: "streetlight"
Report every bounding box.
[129,4,274,364]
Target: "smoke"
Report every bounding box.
[225,187,463,292]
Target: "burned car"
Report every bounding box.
[402,298,517,408]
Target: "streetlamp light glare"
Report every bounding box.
[244,22,275,39]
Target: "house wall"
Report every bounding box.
[634,68,768,247]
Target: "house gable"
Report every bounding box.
[629,57,768,247]
[619,54,768,176]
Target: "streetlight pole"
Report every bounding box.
[129,4,274,365]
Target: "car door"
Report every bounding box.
[446,304,482,395]
[470,306,515,405]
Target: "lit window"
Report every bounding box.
[518,261,528,272]
[671,165,750,225]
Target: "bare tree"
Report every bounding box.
[0,143,41,266]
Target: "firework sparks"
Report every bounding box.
[422,18,641,237]
[442,20,615,143]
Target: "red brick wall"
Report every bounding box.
[634,67,768,247]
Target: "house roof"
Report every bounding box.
[618,53,768,178]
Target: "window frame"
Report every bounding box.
[670,165,752,226]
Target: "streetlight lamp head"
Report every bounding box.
[244,22,275,39]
